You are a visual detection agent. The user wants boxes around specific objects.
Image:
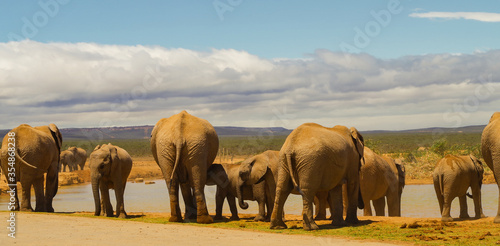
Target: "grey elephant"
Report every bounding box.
[60,147,87,172]
[207,150,279,221]
[90,143,133,218]
[151,110,219,224]
[270,123,364,230]
[433,154,485,222]
[0,124,62,212]
[360,147,405,216]
[482,112,500,223]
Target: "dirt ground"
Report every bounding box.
[2,212,398,246]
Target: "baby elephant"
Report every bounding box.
[90,144,133,218]
[433,154,486,222]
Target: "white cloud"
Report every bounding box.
[0,41,499,131]
[410,12,500,22]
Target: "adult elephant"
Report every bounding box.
[360,147,405,217]
[270,123,364,230]
[0,124,62,212]
[151,110,219,224]
[90,144,132,218]
[60,147,87,172]
[207,150,279,221]
[481,111,500,223]
[433,154,485,222]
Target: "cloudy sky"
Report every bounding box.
[0,1,499,131]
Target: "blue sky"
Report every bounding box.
[0,0,499,131]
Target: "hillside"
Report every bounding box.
[0,124,486,140]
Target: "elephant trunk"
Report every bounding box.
[91,175,101,216]
[357,186,364,209]
[237,178,249,210]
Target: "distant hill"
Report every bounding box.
[0,124,485,140]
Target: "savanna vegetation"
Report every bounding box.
[63,130,491,182]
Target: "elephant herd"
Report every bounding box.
[1,110,500,230]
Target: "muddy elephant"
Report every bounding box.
[433,154,485,222]
[151,110,219,224]
[270,123,364,230]
[90,143,132,218]
[482,112,500,223]
[207,150,279,221]
[60,147,87,172]
[0,124,62,212]
[360,147,405,216]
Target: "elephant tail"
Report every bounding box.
[286,153,303,195]
[466,192,473,199]
[15,149,38,170]
[437,173,444,197]
[169,141,184,186]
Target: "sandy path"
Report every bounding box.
[2,212,398,246]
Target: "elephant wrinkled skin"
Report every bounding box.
[481,112,500,223]
[270,123,364,230]
[207,150,279,221]
[360,147,405,217]
[433,154,485,222]
[60,147,87,172]
[151,111,219,224]
[90,143,133,218]
[0,123,62,212]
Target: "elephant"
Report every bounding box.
[60,147,87,172]
[358,147,405,217]
[432,154,485,222]
[0,123,62,212]
[481,111,500,223]
[206,150,279,222]
[150,110,219,224]
[90,143,133,218]
[270,123,364,230]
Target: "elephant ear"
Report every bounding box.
[247,157,269,185]
[350,127,364,159]
[48,123,62,153]
[469,155,484,180]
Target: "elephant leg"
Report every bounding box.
[19,176,34,212]
[180,182,196,221]
[270,169,293,229]
[493,159,500,223]
[458,195,469,219]
[300,189,319,230]
[190,166,212,224]
[330,185,346,226]
[254,183,266,222]
[33,176,45,212]
[363,200,373,216]
[44,162,59,212]
[441,194,453,222]
[345,179,360,224]
[433,181,444,215]
[386,191,401,217]
[314,191,328,220]
[227,194,240,220]
[214,186,225,220]
[100,182,113,217]
[265,186,274,222]
[471,184,486,219]
[372,197,386,216]
[166,177,183,222]
[114,183,127,218]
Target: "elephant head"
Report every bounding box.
[90,144,118,216]
[237,155,270,209]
